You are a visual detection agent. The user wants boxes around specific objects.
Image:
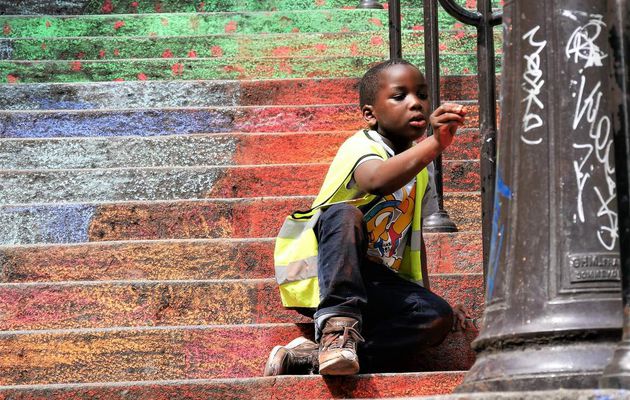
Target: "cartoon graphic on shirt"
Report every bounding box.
[364,184,416,270]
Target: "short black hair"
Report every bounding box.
[359,59,418,108]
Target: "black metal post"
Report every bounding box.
[436,0,501,268]
[475,0,499,280]
[388,0,402,59]
[458,0,622,391]
[600,0,630,388]
[422,0,458,232]
[357,0,384,9]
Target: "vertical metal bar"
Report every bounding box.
[423,0,457,232]
[476,0,498,279]
[388,0,402,59]
[423,0,443,208]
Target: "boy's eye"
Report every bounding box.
[418,92,428,100]
[392,93,406,100]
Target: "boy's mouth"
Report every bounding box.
[409,115,426,128]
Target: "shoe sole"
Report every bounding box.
[319,357,360,375]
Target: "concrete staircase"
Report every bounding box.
[0,0,498,397]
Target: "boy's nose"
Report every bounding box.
[409,95,423,109]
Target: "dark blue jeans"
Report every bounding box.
[312,203,453,358]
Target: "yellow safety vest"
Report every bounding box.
[274,130,429,308]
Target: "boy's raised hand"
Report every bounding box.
[429,103,467,150]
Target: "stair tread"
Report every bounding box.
[0,75,488,110]
[0,102,481,138]
[4,30,500,61]
[0,372,466,399]
[0,0,500,14]
[0,323,478,385]
[1,54,498,83]
[0,129,480,169]
[1,9,477,39]
[0,160,479,203]
[0,274,483,331]
[0,232,482,282]
[0,193,481,245]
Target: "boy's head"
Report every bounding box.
[359,59,430,142]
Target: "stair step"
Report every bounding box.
[0,193,480,245]
[0,9,476,39]
[0,102,480,138]
[0,233,482,283]
[0,372,466,399]
[0,80,241,110]
[0,0,500,14]
[0,75,485,110]
[0,323,478,385]
[1,53,498,83]
[1,371,466,399]
[0,129,480,170]
[2,30,500,60]
[0,161,479,204]
[0,274,482,331]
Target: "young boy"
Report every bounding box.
[265,59,470,376]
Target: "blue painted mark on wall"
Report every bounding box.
[0,204,95,244]
[487,171,513,300]
[0,109,235,138]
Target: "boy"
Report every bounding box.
[265,59,470,376]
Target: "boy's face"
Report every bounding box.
[363,64,429,143]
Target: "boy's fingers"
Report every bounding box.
[432,113,466,125]
[433,103,467,115]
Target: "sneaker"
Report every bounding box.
[263,336,319,376]
[318,317,364,375]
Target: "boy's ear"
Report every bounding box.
[362,105,378,129]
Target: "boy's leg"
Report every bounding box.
[359,262,454,371]
[313,203,368,375]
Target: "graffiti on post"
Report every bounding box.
[564,10,618,252]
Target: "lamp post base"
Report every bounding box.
[600,337,630,388]
[357,0,384,9]
[422,210,458,232]
[458,339,618,392]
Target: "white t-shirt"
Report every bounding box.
[351,130,440,271]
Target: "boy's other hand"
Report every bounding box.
[452,304,477,332]
[429,103,467,151]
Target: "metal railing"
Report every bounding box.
[361,0,502,279]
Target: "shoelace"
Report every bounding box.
[321,324,365,350]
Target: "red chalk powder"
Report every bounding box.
[211,46,223,57]
[102,0,113,13]
[225,20,237,33]
[172,63,184,76]
[371,36,383,46]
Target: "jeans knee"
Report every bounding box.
[429,298,454,342]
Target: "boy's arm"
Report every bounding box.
[354,103,466,195]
